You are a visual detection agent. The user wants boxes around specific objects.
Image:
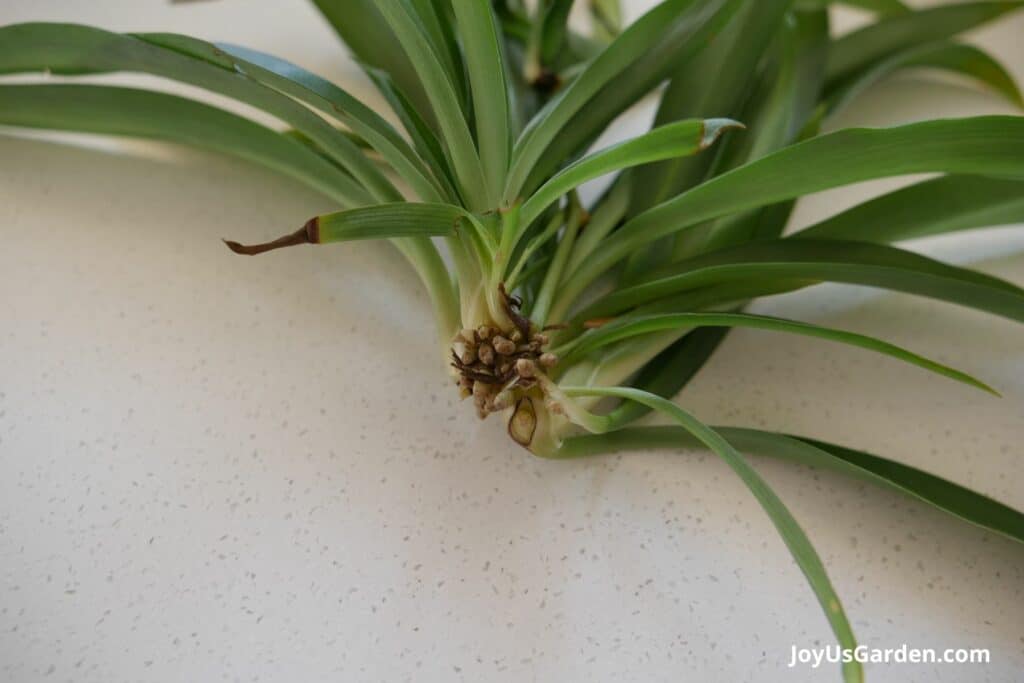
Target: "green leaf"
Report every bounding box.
[564,175,633,275]
[452,1,512,203]
[374,1,490,210]
[556,387,863,683]
[558,116,1024,307]
[828,41,1024,114]
[556,312,995,394]
[590,0,624,40]
[603,328,729,428]
[796,175,1024,243]
[504,0,742,202]
[826,1,1024,89]
[557,425,1024,545]
[518,118,743,231]
[631,0,793,214]
[678,9,828,258]
[577,239,1024,325]
[0,83,366,207]
[796,0,909,14]
[317,203,464,242]
[521,0,746,197]
[141,36,448,203]
[363,66,460,200]
[539,0,575,65]
[0,22,392,205]
[309,0,433,119]
[408,0,467,107]
[715,10,829,171]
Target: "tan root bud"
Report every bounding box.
[515,358,536,379]
[493,336,516,355]
[539,353,559,368]
[478,343,495,366]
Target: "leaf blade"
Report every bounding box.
[557,426,1024,545]
[558,312,995,394]
[557,387,863,683]
[796,175,1024,243]
[577,239,1024,324]
[560,116,1024,306]
[826,1,1024,88]
[518,118,742,230]
[0,83,361,206]
[451,1,512,203]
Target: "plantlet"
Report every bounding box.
[2,1,1024,679]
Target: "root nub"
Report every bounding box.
[450,289,558,420]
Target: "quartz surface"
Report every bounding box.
[1,1,1023,681]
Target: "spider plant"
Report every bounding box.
[2,1,1024,679]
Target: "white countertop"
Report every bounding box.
[1,1,1022,681]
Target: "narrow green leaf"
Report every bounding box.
[519,118,742,230]
[559,116,1024,306]
[374,1,490,210]
[795,0,909,14]
[317,203,464,242]
[142,36,448,203]
[363,66,460,200]
[577,239,1024,325]
[558,312,995,394]
[564,176,632,275]
[408,0,467,107]
[678,9,828,258]
[826,1,1024,88]
[631,0,793,214]
[796,175,1024,243]
[504,0,741,202]
[715,10,829,171]
[0,83,366,207]
[539,0,575,64]
[521,0,744,197]
[557,426,1024,545]
[603,328,729,428]
[590,0,624,41]
[309,0,433,119]
[451,1,512,204]
[829,41,1024,114]
[557,387,863,683]
[0,22,393,205]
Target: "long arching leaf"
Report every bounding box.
[828,41,1024,114]
[517,118,742,230]
[503,0,741,202]
[556,312,995,394]
[826,1,1024,89]
[0,83,363,206]
[576,239,1024,324]
[557,116,1024,309]
[556,387,863,683]
[374,0,488,210]
[451,1,511,204]
[796,175,1024,243]
[0,22,394,205]
[137,35,447,203]
[556,426,1024,545]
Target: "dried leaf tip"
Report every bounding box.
[223,217,320,255]
[700,118,746,150]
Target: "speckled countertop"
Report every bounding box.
[1,1,1022,682]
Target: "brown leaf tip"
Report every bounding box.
[222,216,319,256]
